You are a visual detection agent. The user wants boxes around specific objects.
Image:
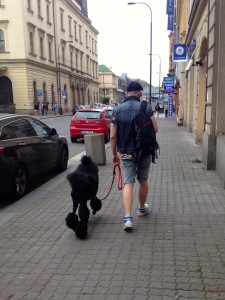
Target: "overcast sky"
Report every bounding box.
[88,0,170,87]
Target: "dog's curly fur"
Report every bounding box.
[65,155,102,239]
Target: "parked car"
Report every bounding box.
[0,114,69,199]
[70,109,111,143]
[72,105,84,115]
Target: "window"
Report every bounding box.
[33,81,38,102]
[0,29,5,53]
[74,21,77,40]
[62,46,65,64]
[60,10,64,31]
[85,30,88,48]
[69,17,72,37]
[79,25,82,44]
[75,52,78,70]
[27,0,31,9]
[29,119,50,137]
[37,0,41,16]
[30,32,34,54]
[48,40,52,61]
[47,5,50,22]
[40,37,44,57]
[70,51,73,69]
[43,82,47,101]
[80,54,83,72]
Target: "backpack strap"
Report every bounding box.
[140,101,148,112]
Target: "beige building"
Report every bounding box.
[173,0,225,188]
[0,0,99,114]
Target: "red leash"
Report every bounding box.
[99,163,122,201]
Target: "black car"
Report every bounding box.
[0,114,69,199]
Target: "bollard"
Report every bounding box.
[84,134,106,165]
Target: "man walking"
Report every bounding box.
[110,81,158,230]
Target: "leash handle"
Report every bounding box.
[99,163,122,201]
[113,163,122,190]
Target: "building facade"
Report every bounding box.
[0,0,99,114]
[172,0,225,188]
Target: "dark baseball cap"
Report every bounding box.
[126,81,143,92]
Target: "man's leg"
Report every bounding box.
[139,180,148,208]
[123,183,134,216]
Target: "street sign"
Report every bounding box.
[38,90,43,97]
[61,91,66,99]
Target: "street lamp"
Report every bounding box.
[57,40,73,115]
[128,2,152,103]
[152,54,161,102]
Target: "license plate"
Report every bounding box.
[81,131,93,134]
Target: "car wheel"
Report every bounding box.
[13,165,27,199]
[56,146,68,172]
[105,130,110,143]
[71,137,77,143]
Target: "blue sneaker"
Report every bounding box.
[137,204,149,216]
[123,216,133,230]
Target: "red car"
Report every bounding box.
[70,109,111,143]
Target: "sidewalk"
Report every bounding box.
[1,117,225,300]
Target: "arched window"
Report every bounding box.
[51,84,55,102]
[0,29,5,53]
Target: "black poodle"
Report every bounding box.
[65,155,102,239]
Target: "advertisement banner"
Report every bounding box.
[163,77,174,93]
[173,44,187,61]
[168,96,173,117]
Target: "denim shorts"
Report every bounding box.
[120,156,151,184]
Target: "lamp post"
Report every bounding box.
[57,40,73,115]
[128,2,152,103]
[152,54,161,101]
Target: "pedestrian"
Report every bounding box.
[44,102,49,116]
[110,81,158,231]
[52,102,57,115]
[155,102,160,118]
[34,102,39,115]
[164,102,168,117]
[41,102,44,116]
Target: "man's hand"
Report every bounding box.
[113,154,120,165]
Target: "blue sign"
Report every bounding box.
[61,91,66,99]
[173,44,187,61]
[167,15,174,31]
[166,0,174,15]
[163,77,174,93]
[38,90,43,97]
[168,96,173,117]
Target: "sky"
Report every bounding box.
[88,0,170,87]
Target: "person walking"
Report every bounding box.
[164,102,168,117]
[110,81,158,231]
[155,102,160,118]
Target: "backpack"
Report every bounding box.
[134,101,159,163]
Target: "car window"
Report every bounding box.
[29,119,50,137]
[0,119,34,140]
[0,123,16,140]
[75,111,101,119]
[104,111,111,119]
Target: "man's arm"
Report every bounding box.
[151,116,158,133]
[110,124,120,164]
